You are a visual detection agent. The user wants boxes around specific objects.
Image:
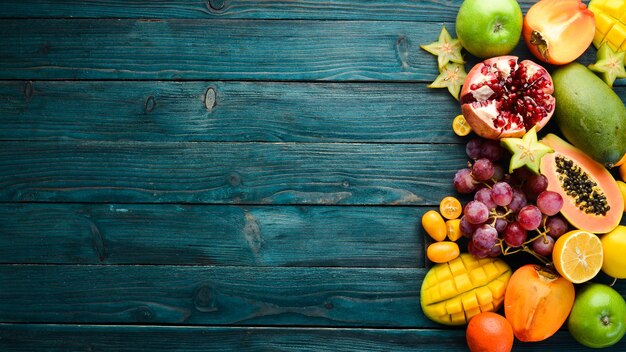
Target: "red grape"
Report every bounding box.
[468,240,489,258]
[536,191,563,216]
[517,205,543,231]
[475,188,497,210]
[524,173,548,199]
[492,165,504,182]
[494,217,508,234]
[464,201,490,225]
[480,139,503,161]
[454,168,477,194]
[473,224,499,251]
[472,158,495,181]
[491,182,513,206]
[532,235,555,257]
[460,216,477,238]
[546,215,569,239]
[466,138,483,160]
[503,222,527,247]
[508,188,527,213]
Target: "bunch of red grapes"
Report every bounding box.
[453,138,568,259]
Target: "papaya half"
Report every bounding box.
[540,134,624,234]
[551,63,626,168]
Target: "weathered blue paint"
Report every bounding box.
[0,19,603,81]
[0,81,464,142]
[0,265,429,327]
[0,203,425,267]
[0,0,540,21]
[0,142,465,205]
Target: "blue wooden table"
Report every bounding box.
[0,1,624,350]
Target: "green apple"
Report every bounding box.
[456,0,523,58]
[568,283,626,348]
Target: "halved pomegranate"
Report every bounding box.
[523,0,595,65]
[460,56,555,140]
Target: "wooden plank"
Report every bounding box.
[0,19,441,81]
[0,80,462,142]
[1,265,624,327]
[0,265,429,327]
[0,203,424,267]
[0,141,464,205]
[1,19,595,82]
[3,324,619,352]
[0,0,540,21]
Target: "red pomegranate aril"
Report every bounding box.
[460,56,555,140]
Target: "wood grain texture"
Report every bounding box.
[0,19,439,80]
[0,19,603,81]
[0,265,429,327]
[0,0,539,21]
[1,265,624,328]
[0,80,461,142]
[0,203,424,267]
[4,324,622,352]
[0,141,464,205]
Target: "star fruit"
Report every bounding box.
[500,126,553,174]
[588,43,626,87]
[427,62,467,100]
[421,26,465,70]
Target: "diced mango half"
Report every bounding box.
[590,0,626,54]
[420,253,512,326]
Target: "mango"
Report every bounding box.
[589,0,626,53]
[420,253,512,325]
[551,63,626,167]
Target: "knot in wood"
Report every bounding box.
[23,81,33,101]
[194,284,217,312]
[207,0,226,12]
[205,87,216,112]
[227,172,241,186]
[145,96,156,113]
[134,306,154,321]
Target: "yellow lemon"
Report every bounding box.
[618,181,626,212]
[600,225,626,279]
[552,230,603,284]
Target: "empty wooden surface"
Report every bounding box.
[1,1,624,351]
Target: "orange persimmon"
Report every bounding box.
[523,0,596,65]
[504,264,575,342]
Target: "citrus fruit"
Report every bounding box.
[466,312,514,352]
[552,230,603,283]
[618,181,626,212]
[568,283,626,348]
[452,114,472,136]
[446,219,462,241]
[455,0,523,59]
[421,210,446,242]
[621,162,626,181]
[439,196,462,219]
[426,241,460,263]
[600,225,626,279]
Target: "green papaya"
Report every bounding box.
[551,63,626,167]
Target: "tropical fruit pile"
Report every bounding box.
[420,0,626,350]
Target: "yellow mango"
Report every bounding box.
[420,253,512,325]
[590,0,626,54]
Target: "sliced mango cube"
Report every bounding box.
[420,254,512,326]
